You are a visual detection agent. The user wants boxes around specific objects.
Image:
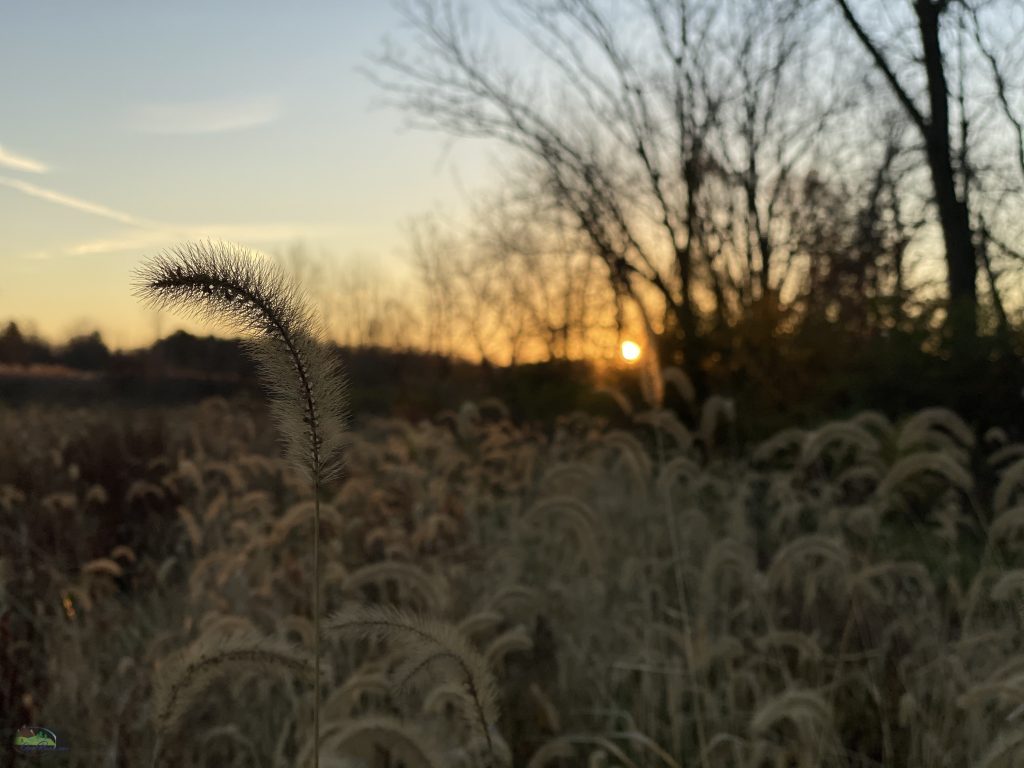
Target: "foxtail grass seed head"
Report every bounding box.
[135,240,348,768]
[134,241,349,483]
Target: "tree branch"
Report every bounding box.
[833,0,928,131]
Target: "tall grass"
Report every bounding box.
[135,241,348,767]
[0,254,1021,764]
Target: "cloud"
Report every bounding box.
[60,224,327,258]
[63,231,178,256]
[129,96,281,135]
[0,177,158,227]
[0,145,48,173]
[1,173,325,260]
[187,223,329,241]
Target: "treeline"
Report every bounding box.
[2,319,1022,441]
[364,0,1024,419]
[0,323,259,378]
[0,323,114,371]
[0,323,600,427]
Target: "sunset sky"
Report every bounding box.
[0,1,499,349]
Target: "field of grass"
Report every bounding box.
[3,384,1024,767]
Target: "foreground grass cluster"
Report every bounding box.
[2,387,1024,766]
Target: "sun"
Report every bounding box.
[620,340,642,362]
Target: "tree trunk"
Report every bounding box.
[679,155,707,396]
[916,0,978,342]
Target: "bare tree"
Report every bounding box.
[833,0,1024,346]
[281,243,419,351]
[471,186,618,361]
[711,0,845,308]
[406,190,618,364]
[787,118,926,332]
[370,0,836,388]
[408,215,514,362]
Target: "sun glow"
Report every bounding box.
[620,340,641,362]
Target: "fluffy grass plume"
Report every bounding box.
[154,629,313,733]
[133,241,348,482]
[135,241,349,767]
[326,604,500,765]
[151,629,313,766]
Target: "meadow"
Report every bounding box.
[3,377,1024,767]
[5,0,1024,764]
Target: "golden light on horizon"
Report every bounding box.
[620,339,641,362]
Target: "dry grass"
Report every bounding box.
[4,391,1019,768]
[2,376,1023,765]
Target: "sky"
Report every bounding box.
[0,1,498,349]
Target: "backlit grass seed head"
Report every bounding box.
[326,604,500,761]
[750,688,835,757]
[133,241,348,483]
[898,407,976,452]
[751,428,807,468]
[879,451,975,501]
[798,421,880,469]
[995,457,1024,513]
[154,629,313,735]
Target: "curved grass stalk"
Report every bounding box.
[135,241,348,768]
[326,604,499,766]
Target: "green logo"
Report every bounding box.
[13,726,60,754]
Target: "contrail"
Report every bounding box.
[0,145,48,173]
[0,176,161,228]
